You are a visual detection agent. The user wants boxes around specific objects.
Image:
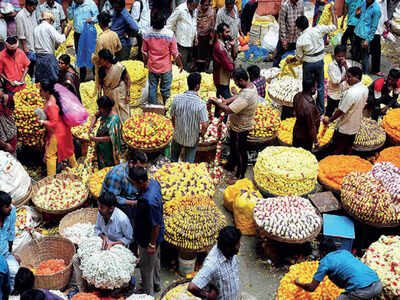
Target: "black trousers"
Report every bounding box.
[74,32,87,82]
[370,34,381,73]
[226,130,249,179]
[272,41,296,67]
[331,130,356,155]
[325,96,339,117]
[241,1,258,35]
[341,25,355,47]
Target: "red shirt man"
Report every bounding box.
[0,37,30,94]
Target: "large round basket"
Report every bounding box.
[317,175,341,195]
[343,207,400,228]
[258,212,322,244]
[269,91,293,107]
[254,180,317,198]
[59,208,98,244]
[123,134,172,153]
[353,139,386,152]
[31,174,89,215]
[16,237,75,291]
[195,141,217,163]
[14,184,32,208]
[160,279,192,299]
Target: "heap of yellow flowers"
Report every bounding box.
[165,206,226,250]
[277,261,343,300]
[89,167,112,198]
[120,60,148,106]
[155,163,215,202]
[163,283,200,300]
[318,155,372,190]
[254,146,318,196]
[383,108,400,142]
[278,117,334,147]
[249,105,280,139]
[122,112,173,150]
[79,81,97,115]
[71,116,99,141]
[164,196,216,216]
[13,82,46,148]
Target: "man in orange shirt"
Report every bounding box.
[0,37,30,95]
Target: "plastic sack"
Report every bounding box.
[55,83,89,127]
[223,178,256,212]
[261,23,279,52]
[0,151,31,205]
[0,19,6,41]
[233,190,261,235]
[76,23,97,68]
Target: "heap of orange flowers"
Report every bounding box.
[164,196,216,216]
[382,108,400,142]
[318,155,372,190]
[277,261,343,300]
[377,146,400,169]
[72,293,124,300]
[35,259,67,275]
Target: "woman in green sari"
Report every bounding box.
[89,96,122,169]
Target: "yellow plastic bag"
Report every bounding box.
[233,190,262,236]
[223,178,255,212]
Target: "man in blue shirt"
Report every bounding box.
[67,0,98,81]
[129,166,164,296]
[353,0,381,74]
[341,0,363,56]
[100,149,147,223]
[110,0,139,61]
[295,238,382,299]
[0,191,19,291]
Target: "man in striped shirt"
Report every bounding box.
[170,72,209,163]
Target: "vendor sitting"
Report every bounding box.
[100,149,147,222]
[0,191,20,291]
[295,238,382,299]
[367,68,400,121]
[72,192,133,291]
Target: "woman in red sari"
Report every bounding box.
[38,81,77,176]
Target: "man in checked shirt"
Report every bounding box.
[188,226,242,300]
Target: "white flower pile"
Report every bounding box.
[78,237,137,289]
[268,77,302,105]
[126,295,155,300]
[63,222,96,244]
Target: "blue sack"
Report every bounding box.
[76,23,97,68]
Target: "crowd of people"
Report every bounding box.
[0,0,399,298]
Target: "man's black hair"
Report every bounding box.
[151,12,166,30]
[13,268,35,295]
[319,238,338,254]
[98,12,111,28]
[127,149,148,164]
[217,226,241,251]
[334,45,347,56]
[5,36,17,45]
[98,191,117,208]
[389,68,400,80]
[295,16,309,31]
[128,166,148,183]
[303,79,315,93]
[216,22,229,34]
[232,68,249,82]
[26,0,38,6]
[0,191,11,209]
[187,72,202,90]
[348,66,363,80]
[247,65,260,81]
[21,289,45,300]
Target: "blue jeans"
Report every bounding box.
[6,254,18,291]
[148,71,172,104]
[303,60,325,114]
[171,140,197,163]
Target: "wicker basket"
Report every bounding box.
[123,133,172,153]
[16,237,75,291]
[160,279,192,299]
[14,184,32,208]
[31,174,89,215]
[59,208,98,244]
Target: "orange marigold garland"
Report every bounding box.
[377,146,400,169]
[276,261,344,300]
[318,155,372,190]
[35,259,67,275]
[382,108,400,142]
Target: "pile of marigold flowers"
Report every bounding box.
[377,146,400,169]
[382,108,400,142]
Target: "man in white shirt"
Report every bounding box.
[166,0,199,71]
[130,0,150,60]
[323,67,368,155]
[287,11,337,115]
[371,0,388,76]
[34,12,72,82]
[35,0,66,34]
[326,45,348,117]
[15,0,38,78]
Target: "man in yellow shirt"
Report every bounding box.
[92,12,122,89]
[212,0,241,10]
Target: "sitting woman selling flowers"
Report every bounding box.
[89,96,122,169]
[39,81,78,176]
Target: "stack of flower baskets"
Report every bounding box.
[318,155,372,193]
[122,112,173,151]
[254,146,318,196]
